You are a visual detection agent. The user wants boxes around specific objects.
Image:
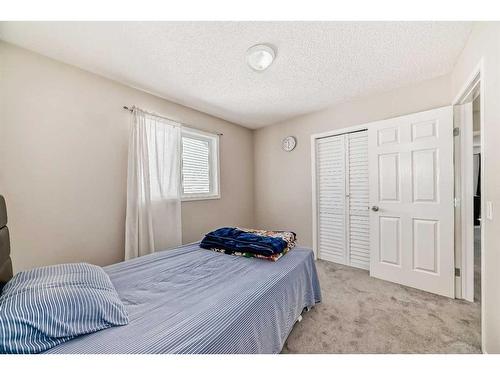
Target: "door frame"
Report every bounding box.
[452,59,485,334]
[311,124,368,260]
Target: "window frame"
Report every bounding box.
[180,127,220,202]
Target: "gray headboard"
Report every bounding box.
[0,195,13,290]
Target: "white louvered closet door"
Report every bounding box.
[347,132,370,269]
[316,135,347,264]
[316,130,369,270]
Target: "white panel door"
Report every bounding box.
[317,135,347,264]
[368,106,455,297]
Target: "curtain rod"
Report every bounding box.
[123,106,223,136]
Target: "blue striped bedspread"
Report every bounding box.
[45,242,321,354]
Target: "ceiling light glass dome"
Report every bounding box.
[246,44,276,71]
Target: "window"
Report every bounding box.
[181,128,220,201]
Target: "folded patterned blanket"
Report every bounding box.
[200,227,296,261]
[208,247,289,262]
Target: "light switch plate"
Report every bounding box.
[486,201,493,220]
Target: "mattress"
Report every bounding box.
[45,242,321,354]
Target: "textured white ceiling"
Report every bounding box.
[0,22,472,128]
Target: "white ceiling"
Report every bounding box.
[0,22,473,129]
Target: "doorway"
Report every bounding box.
[472,95,481,303]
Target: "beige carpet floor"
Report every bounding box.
[282,260,481,353]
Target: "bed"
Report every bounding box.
[0,195,321,354]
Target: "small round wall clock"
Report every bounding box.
[282,136,297,152]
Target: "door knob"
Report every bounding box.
[371,205,379,212]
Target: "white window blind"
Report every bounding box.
[182,136,210,194]
[181,129,220,200]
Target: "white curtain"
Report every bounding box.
[125,108,182,260]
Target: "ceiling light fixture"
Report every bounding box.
[246,44,276,72]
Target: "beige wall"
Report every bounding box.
[0,42,254,272]
[451,22,500,353]
[254,75,452,247]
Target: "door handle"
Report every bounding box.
[371,205,379,212]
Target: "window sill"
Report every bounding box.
[181,194,221,202]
